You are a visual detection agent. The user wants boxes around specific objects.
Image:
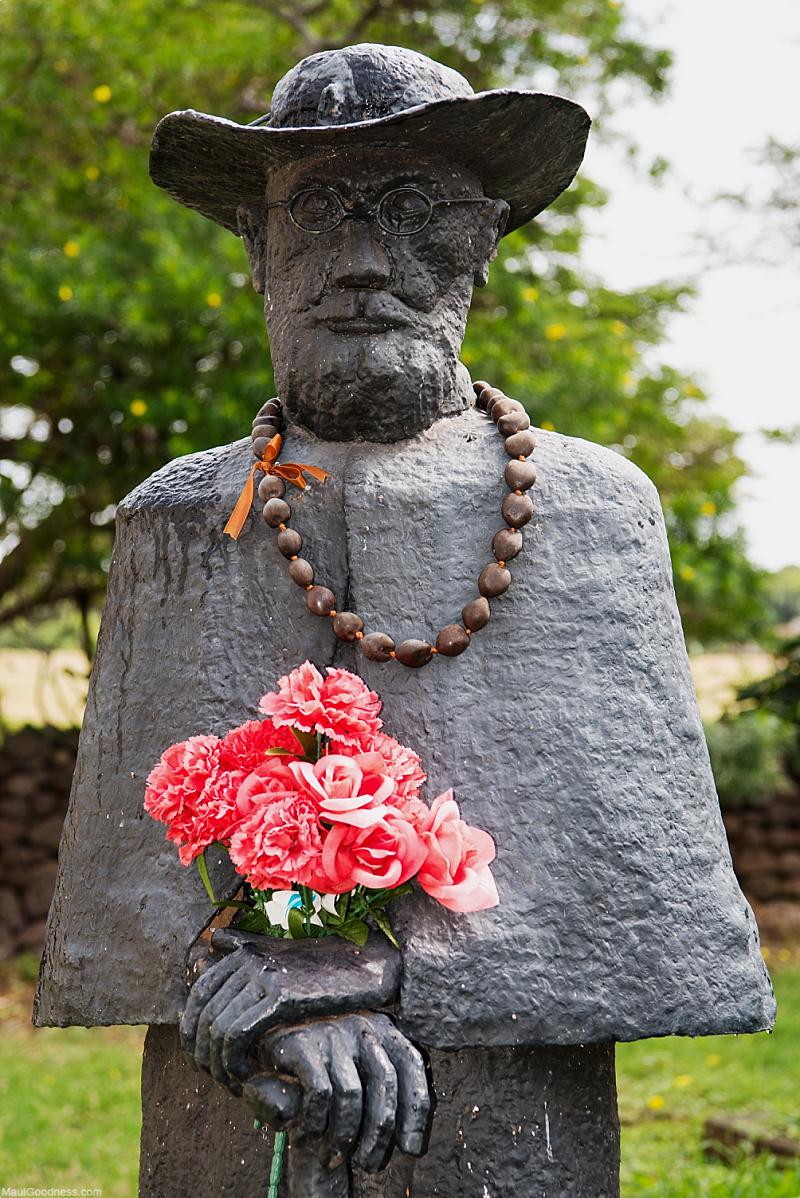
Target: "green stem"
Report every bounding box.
[298,884,314,936]
[196,849,217,906]
[267,1130,286,1198]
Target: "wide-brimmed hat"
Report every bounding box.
[150,43,591,236]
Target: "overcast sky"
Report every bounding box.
[579,0,799,571]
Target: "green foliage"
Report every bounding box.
[738,636,800,780]
[0,0,770,644]
[765,566,800,626]
[705,711,793,808]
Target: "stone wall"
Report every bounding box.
[0,727,78,960]
[723,795,800,943]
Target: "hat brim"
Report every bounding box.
[149,90,590,236]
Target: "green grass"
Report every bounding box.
[619,953,800,1195]
[0,955,798,1195]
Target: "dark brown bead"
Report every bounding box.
[253,435,274,459]
[491,398,525,422]
[504,459,538,491]
[262,497,291,527]
[276,528,302,558]
[492,528,523,562]
[252,423,277,442]
[478,563,511,598]
[473,380,491,408]
[332,611,364,642]
[306,586,336,616]
[361,632,396,662]
[396,639,434,668]
[502,491,534,528]
[288,558,314,587]
[462,596,491,631]
[258,399,281,418]
[435,624,470,657]
[497,410,531,437]
[258,474,286,502]
[483,387,505,407]
[505,429,536,458]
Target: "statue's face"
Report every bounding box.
[239,148,508,441]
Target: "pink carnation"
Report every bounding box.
[417,790,499,913]
[144,734,225,865]
[219,719,299,773]
[259,661,382,747]
[235,757,300,820]
[229,794,326,891]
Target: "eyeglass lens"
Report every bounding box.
[287,186,434,235]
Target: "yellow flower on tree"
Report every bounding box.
[130,400,148,417]
[58,285,73,302]
[545,322,567,341]
[93,84,112,103]
[646,1095,665,1112]
[63,240,80,259]
[522,286,539,304]
[85,165,101,182]
[206,292,223,308]
[679,565,695,582]
[700,500,717,516]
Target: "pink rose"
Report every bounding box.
[330,731,426,806]
[230,793,326,891]
[321,811,427,893]
[290,753,395,826]
[417,791,499,913]
[259,661,382,747]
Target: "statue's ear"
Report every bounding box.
[473,198,510,287]
[237,204,269,294]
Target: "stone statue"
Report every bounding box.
[35,43,775,1198]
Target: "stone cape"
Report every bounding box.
[34,402,775,1045]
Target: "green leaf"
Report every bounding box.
[232,908,278,936]
[196,850,217,906]
[287,908,308,940]
[264,746,296,756]
[370,907,400,949]
[291,728,319,758]
[334,918,370,947]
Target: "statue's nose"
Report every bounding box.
[330,219,392,289]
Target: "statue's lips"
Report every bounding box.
[316,296,413,336]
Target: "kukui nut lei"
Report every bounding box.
[249,381,537,668]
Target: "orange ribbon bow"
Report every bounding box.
[223,433,330,541]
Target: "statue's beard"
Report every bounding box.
[270,306,470,444]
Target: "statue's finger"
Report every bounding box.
[207,979,263,1089]
[353,1027,398,1173]
[220,993,286,1083]
[242,1072,302,1130]
[180,951,243,1057]
[374,1019,431,1157]
[211,927,273,955]
[264,1030,333,1140]
[321,1024,363,1168]
[193,972,251,1076]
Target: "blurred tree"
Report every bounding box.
[0,0,768,647]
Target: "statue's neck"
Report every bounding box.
[278,361,475,444]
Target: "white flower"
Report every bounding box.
[264,890,339,930]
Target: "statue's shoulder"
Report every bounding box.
[117,438,251,520]
[530,421,661,519]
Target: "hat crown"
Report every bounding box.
[268,43,474,129]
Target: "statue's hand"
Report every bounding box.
[245,1013,431,1173]
[180,928,401,1094]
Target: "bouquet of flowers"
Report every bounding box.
[145,661,498,945]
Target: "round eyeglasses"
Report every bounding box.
[266,186,487,236]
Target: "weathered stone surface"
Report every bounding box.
[140,1024,620,1198]
[35,407,775,1043]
